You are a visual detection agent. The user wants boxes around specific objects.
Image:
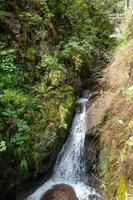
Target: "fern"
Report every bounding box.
[0,10,10,19]
[19,159,28,173]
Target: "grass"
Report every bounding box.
[100,91,133,199]
[99,10,133,200]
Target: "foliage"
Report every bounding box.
[121,10,133,42]
[36,54,67,87]
[0,42,16,90]
[59,36,93,71]
[19,12,43,23]
[0,10,10,19]
[0,140,7,152]
[0,0,122,198]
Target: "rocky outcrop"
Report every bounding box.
[86,92,116,134]
[41,184,78,200]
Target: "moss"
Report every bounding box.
[26,47,37,62]
[21,24,29,46]
[47,85,76,129]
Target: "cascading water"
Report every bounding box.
[53,98,87,183]
[26,96,102,200]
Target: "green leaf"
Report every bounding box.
[0,140,7,152]
[19,159,28,173]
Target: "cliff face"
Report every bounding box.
[100,40,133,199]
[85,14,133,199]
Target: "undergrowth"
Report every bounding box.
[100,10,133,200]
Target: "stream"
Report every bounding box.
[26,95,102,200]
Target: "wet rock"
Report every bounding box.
[41,184,78,200]
[82,90,91,99]
[84,135,100,174]
[89,194,103,200]
[76,103,83,114]
[76,98,89,114]
[84,134,101,194]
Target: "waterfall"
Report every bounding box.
[53,99,87,183]
[26,96,102,200]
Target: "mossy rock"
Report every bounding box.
[47,85,76,129]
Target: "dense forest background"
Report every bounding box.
[0,0,125,199]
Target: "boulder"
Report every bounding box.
[41,184,78,200]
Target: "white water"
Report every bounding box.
[26,98,102,200]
